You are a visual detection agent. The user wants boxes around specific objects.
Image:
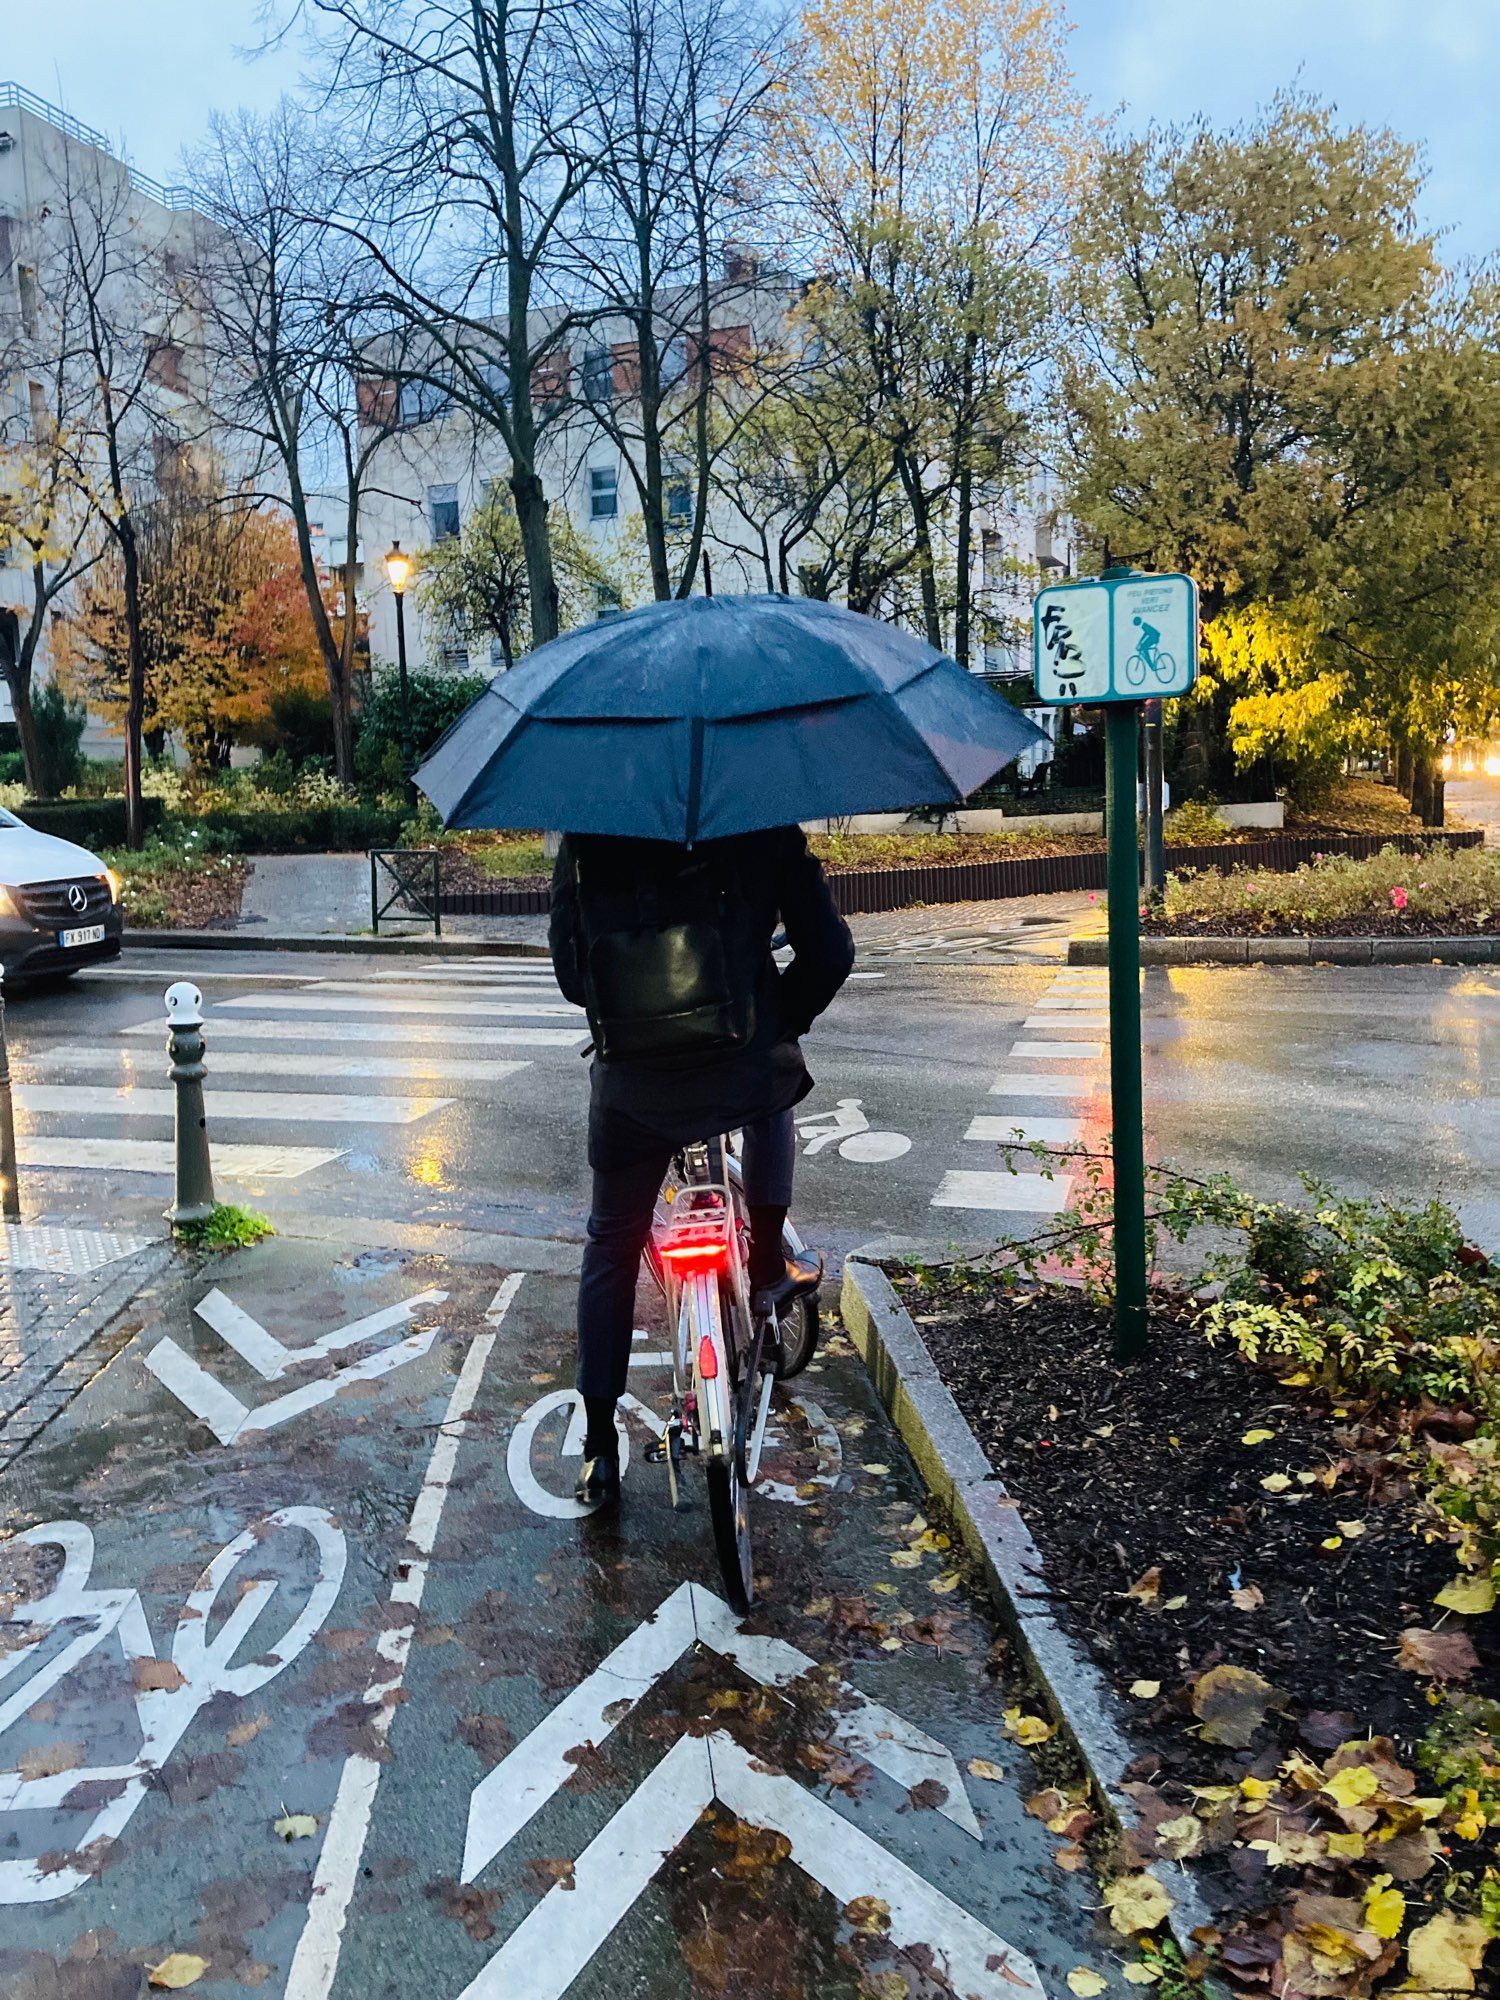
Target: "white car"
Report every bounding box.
[0,808,124,981]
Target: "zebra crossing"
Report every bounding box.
[930,965,1112,1219]
[16,960,586,1190]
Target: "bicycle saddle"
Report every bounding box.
[752,1250,824,1319]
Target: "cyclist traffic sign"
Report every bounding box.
[1033,571,1197,704]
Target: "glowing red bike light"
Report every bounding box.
[696,1335,719,1380]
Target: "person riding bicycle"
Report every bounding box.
[550,826,856,1509]
[1132,614,1161,660]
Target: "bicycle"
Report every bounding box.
[640,1132,820,1613]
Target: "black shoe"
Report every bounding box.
[574,1454,621,1511]
[751,1249,824,1320]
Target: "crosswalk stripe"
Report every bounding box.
[1009,1040,1104,1060]
[217,992,583,1021]
[1022,1013,1110,1032]
[14,1085,452,1125]
[122,1018,586,1049]
[34,1047,531,1085]
[964,1115,1081,1145]
[17,1137,341,1179]
[930,1169,1072,1213]
[988,1073,1089,1097]
[1033,996,1111,1009]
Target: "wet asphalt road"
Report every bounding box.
[1,947,1496,1254]
[0,945,1497,1998]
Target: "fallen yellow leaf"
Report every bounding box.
[929,1571,961,1595]
[1066,1971,1108,1997]
[1102,1873,1172,1936]
[1241,1428,1275,1445]
[1325,1831,1366,1861]
[967,1758,1006,1783]
[1001,1706,1054,1746]
[1404,1910,1489,1993]
[1129,1680,1160,1699]
[147,1956,209,1991]
[1122,1965,1160,1986]
[1363,1882,1405,1941]
[861,1463,891,1476]
[1336,1520,1367,1539]
[273,1813,318,1841]
[889,1549,922,1569]
[1434,1573,1496,1615]
[1321,1536,1343,1551]
[1260,1473,1292,1493]
[1323,1765,1380,1810]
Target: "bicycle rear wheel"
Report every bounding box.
[706,1456,754,1614]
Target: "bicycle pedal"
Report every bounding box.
[644,1440,668,1464]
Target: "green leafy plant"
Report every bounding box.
[1160,841,1500,931]
[1162,799,1233,844]
[174,1203,274,1250]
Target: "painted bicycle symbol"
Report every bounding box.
[508,1388,843,1520]
[796,1098,911,1164]
[1123,615,1177,689]
[0,1507,345,1903]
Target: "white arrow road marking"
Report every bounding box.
[284,1273,522,2000]
[142,1286,449,1443]
[461,1579,980,1882]
[458,1733,1042,2000]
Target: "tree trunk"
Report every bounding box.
[287,462,355,785]
[512,463,559,649]
[13,572,47,795]
[119,518,147,850]
[954,462,973,670]
[1396,741,1414,801]
[1410,748,1435,826]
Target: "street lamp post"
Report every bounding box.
[385,541,415,804]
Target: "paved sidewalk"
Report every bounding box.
[0,1222,1116,1997]
[239,853,372,935]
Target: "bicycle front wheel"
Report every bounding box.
[706,1456,754,1615]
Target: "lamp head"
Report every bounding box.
[385,541,411,596]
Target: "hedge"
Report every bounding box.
[13,797,167,845]
[187,804,411,854]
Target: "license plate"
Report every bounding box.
[59,924,105,949]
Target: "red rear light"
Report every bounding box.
[659,1204,733,1275]
[697,1335,719,1379]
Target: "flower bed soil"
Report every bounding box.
[889,1275,1500,1924]
[120,856,248,931]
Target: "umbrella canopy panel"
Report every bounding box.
[416,593,1047,840]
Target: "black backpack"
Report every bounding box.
[573,846,765,1065]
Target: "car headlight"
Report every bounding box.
[102,869,123,904]
[0,885,16,919]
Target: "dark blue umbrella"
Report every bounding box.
[414,593,1047,841]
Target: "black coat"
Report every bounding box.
[550,827,855,1170]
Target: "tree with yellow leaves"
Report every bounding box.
[761,0,1089,655]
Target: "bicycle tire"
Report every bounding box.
[1151,650,1176,683]
[773,1295,819,1379]
[706,1456,755,1614]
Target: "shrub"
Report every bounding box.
[255,748,298,796]
[1161,841,1500,929]
[354,668,484,792]
[30,682,87,796]
[17,796,167,845]
[1162,798,1232,844]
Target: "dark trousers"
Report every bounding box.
[575,1110,797,1402]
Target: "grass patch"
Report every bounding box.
[104,826,246,930]
[174,1202,275,1250]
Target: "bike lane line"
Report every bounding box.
[285,1273,524,2000]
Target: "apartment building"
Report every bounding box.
[0,83,228,742]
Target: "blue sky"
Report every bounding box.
[8,0,1498,260]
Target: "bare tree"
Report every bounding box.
[192,104,394,784]
[281,0,604,648]
[48,145,195,845]
[564,0,783,600]
[0,221,102,792]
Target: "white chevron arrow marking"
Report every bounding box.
[461,1579,980,1884]
[142,1286,448,1444]
[457,1732,1043,2000]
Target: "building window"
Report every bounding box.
[402,376,452,425]
[27,380,47,433]
[489,634,509,669]
[660,333,689,390]
[16,264,37,337]
[580,345,613,402]
[428,484,461,541]
[438,641,470,672]
[666,470,692,525]
[589,466,618,521]
[481,358,509,403]
[145,339,187,393]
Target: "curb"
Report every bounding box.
[840,1255,1224,1974]
[1069,933,1499,966]
[124,929,550,959]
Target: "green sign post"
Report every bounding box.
[1032,566,1199,1359]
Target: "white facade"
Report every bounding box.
[0,83,232,749]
